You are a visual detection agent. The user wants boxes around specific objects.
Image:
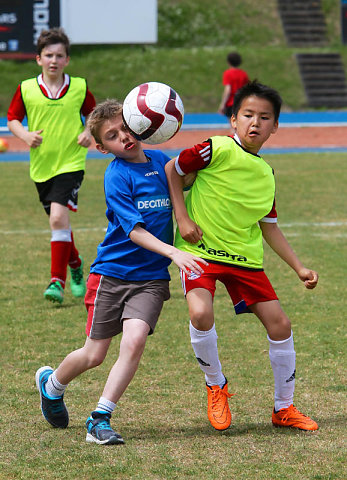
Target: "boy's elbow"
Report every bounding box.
[260,220,277,235]
[165,158,176,174]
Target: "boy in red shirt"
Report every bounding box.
[218,52,249,131]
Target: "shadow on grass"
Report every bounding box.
[122,421,276,441]
[33,413,344,448]
[117,412,346,442]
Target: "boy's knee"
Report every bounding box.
[88,353,105,368]
[189,307,214,331]
[50,214,64,231]
[278,311,291,330]
[83,347,107,369]
[268,312,292,340]
[121,333,147,358]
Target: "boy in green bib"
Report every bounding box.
[7,28,96,305]
[165,81,319,432]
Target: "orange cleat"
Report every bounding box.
[206,380,233,431]
[272,404,318,431]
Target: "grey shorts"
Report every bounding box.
[84,273,170,339]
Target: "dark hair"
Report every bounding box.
[36,27,70,56]
[232,80,282,122]
[227,52,242,67]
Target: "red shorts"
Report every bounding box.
[180,262,278,314]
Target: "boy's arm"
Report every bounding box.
[260,222,318,289]
[218,85,231,114]
[77,122,93,148]
[165,158,203,244]
[78,87,96,147]
[7,119,43,148]
[129,224,207,274]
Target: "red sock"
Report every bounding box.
[51,241,72,288]
[68,231,81,269]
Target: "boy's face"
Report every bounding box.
[231,95,278,154]
[36,43,69,80]
[96,115,145,162]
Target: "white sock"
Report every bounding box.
[51,229,72,242]
[95,396,116,415]
[189,321,225,388]
[45,371,68,398]
[268,331,296,411]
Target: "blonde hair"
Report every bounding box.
[87,99,123,144]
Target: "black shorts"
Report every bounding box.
[35,170,84,215]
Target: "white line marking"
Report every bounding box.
[1,221,346,236]
[280,221,347,228]
[0,226,107,235]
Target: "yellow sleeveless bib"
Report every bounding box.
[21,76,87,182]
[174,136,275,269]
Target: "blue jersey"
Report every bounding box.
[90,149,173,281]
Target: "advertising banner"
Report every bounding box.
[0,0,60,58]
[0,0,157,59]
[342,0,347,44]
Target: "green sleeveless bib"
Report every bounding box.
[174,136,275,269]
[21,76,87,182]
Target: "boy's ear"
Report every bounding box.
[96,143,109,154]
[36,55,42,66]
[231,114,237,129]
[272,120,279,134]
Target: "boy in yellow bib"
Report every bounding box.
[7,28,96,304]
[165,81,319,431]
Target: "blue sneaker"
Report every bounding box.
[69,255,86,298]
[85,411,124,445]
[35,366,69,428]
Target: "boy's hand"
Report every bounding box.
[25,129,43,148]
[77,130,93,148]
[297,267,318,289]
[178,217,203,244]
[170,249,208,276]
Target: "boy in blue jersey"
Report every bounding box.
[35,99,206,445]
[165,81,319,432]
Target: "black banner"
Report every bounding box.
[0,0,60,58]
[342,1,347,45]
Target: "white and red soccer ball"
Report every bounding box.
[122,82,184,145]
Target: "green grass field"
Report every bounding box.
[0,152,346,479]
[0,0,343,115]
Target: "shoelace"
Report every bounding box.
[279,405,308,423]
[47,282,61,291]
[71,267,83,284]
[94,419,113,431]
[211,388,233,409]
[48,399,65,414]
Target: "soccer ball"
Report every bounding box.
[122,82,184,145]
[0,137,9,153]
